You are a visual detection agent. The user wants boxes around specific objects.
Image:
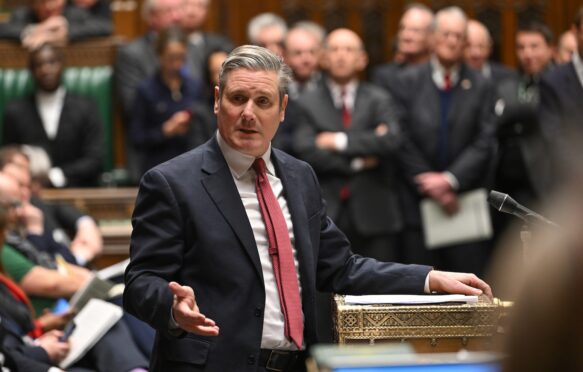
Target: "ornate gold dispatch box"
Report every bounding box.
[333,295,508,353]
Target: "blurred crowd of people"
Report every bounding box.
[1,0,583,370]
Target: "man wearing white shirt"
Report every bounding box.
[123,45,491,372]
[2,44,104,187]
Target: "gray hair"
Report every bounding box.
[430,6,468,34]
[292,21,326,44]
[218,45,292,106]
[247,13,288,44]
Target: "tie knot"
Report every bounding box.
[253,158,267,178]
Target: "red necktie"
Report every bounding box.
[444,72,452,91]
[341,89,351,128]
[253,158,303,349]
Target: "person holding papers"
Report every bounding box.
[0,204,148,371]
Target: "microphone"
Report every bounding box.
[488,190,559,228]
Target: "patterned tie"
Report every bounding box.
[253,158,304,349]
[341,89,352,128]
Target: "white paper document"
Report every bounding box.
[344,294,479,305]
[420,188,492,249]
[59,299,123,369]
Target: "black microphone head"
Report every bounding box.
[488,190,518,214]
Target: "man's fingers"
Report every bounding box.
[169,282,195,299]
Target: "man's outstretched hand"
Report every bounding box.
[428,270,493,299]
[169,282,220,336]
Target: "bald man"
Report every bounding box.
[464,19,515,84]
[295,28,403,263]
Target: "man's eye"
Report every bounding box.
[257,97,270,106]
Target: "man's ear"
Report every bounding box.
[213,86,220,114]
[279,94,288,122]
[357,51,369,72]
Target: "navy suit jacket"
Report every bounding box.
[393,62,496,226]
[124,136,430,372]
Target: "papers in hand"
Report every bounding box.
[344,294,479,305]
[69,274,115,311]
[420,188,492,249]
[59,299,123,369]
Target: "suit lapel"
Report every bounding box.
[200,139,263,281]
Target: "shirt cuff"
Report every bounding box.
[424,272,431,293]
[49,167,67,188]
[350,157,365,172]
[334,132,348,151]
[443,171,459,191]
[168,307,185,337]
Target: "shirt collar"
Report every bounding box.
[36,86,66,103]
[326,78,358,108]
[430,55,461,89]
[572,52,583,88]
[216,131,274,179]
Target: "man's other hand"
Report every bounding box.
[169,281,220,336]
[428,270,492,299]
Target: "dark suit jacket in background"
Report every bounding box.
[394,62,496,227]
[2,92,104,187]
[293,80,403,236]
[124,137,430,372]
[0,4,112,41]
[186,32,234,82]
[371,61,408,102]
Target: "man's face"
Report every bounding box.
[432,15,467,67]
[2,163,32,203]
[149,0,183,31]
[464,22,491,70]
[284,29,321,82]
[323,29,367,84]
[32,0,65,21]
[31,47,63,93]
[256,26,286,57]
[180,0,208,33]
[574,22,583,61]
[214,69,287,157]
[516,31,553,75]
[398,9,432,59]
[556,31,577,64]
[0,177,23,230]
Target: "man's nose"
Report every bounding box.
[241,101,256,122]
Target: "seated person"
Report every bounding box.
[0,0,112,50]
[129,26,207,177]
[0,206,147,372]
[2,44,104,188]
[1,146,102,266]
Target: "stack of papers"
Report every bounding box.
[344,294,479,305]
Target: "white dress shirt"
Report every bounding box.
[217,132,303,350]
[36,87,67,187]
[572,52,583,89]
[431,56,461,90]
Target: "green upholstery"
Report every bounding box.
[0,66,114,171]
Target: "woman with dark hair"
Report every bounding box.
[129,25,210,177]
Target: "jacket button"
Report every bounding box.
[254,307,262,317]
[247,355,256,365]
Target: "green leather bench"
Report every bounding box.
[0,66,114,171]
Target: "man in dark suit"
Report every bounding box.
[394,7,495,275]
[123,45,491,372]
[372,3,434,98]
[294,28,402,262]
[464,19,516,86]
[114,0,183,183]
[0,0,111,50]
[180,0,233,83]
[2,44,104,188]
[539,7,583,179]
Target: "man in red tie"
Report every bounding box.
[124,45,492,372]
